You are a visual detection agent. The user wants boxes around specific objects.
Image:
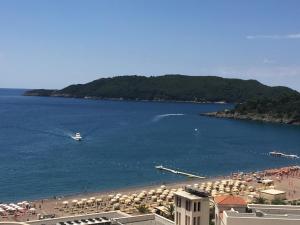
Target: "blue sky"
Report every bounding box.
[0,0,300,90]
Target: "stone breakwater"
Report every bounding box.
[201,111,300,125]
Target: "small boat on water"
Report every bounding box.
[72,132,82,141]
[269,151,299,159]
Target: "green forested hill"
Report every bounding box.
[24,75,300,103]
[24,75,300,124]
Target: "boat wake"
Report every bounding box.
[152,113,185,122]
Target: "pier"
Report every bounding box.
[155,165,206,179]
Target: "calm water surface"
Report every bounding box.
[0,89,299,202]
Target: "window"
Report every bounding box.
[197,216,200,225]
[176,212,179,225]
[179,213,181,225]
[176,196,181,207]
[185,200,191,211]
[197,202,201,211]
[185,216,190,225]
[194,202,197,212]
[193,217,196,225]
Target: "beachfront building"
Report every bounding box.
[214,195,247,225]
[0,211,174,225]
[221,204,300,225]
[260,189,286,201]
[174,187,210,225]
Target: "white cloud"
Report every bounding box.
[263,58,275,64]
[246,33,300,39]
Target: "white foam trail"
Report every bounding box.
[152,113,185,122]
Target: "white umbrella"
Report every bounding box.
[62,201,69,205]
[134,197,141,203]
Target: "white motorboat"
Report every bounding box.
[72,132,82,141]
[269,151,299,159]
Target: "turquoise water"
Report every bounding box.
[0,89,300,202]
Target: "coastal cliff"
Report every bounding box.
[203,111,300,125]
[202,95,300,125]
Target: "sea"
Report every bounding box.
[0,88,300,202]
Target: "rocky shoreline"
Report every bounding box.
[202,111,300,125]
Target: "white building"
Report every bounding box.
[214,195,247,225]
[221,204,300,225]
[260,189,286,201]
[174,187,210,225]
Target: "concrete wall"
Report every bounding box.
[224,216,300,225]
[0,223,30,225]
[28,211,126,225]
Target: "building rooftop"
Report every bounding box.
[224,209,300,220]
[260,189,286,195]
[214,195,247,206]
[174,190,203,200]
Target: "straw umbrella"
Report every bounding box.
[72,200,78,205]
[134,198,141,204]
[151,196,157,202]
[62,201,68,206]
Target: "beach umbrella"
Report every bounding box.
[156,189,162,194]
[134,197,141,203]
[110,199,117,204]
[151,196,157,202]
[157,199,163,205]
[72,200,78,205]
[125,199,132,205]
[138,193,145,198]
[81,198,87,202]
[29,208,36,212]
[63,201,69,205]
[166,196,173,201]
[113,203,120,210]
[108,195,114,199]
[119,197,125,203]
[90,197,96,201]
[160,194,166,200]
[161,185,166,190]
[87,199,93,204]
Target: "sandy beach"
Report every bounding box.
[1,165,300,223]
